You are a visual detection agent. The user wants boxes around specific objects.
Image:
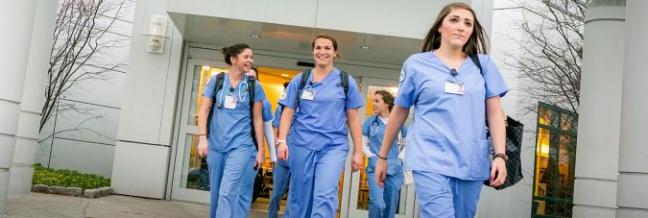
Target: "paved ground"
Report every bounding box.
[5,193,272,218]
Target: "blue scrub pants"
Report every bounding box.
[207,145,256,218]
[366,171,403,218]
[268,162,290,218]
[284,143,348,218]
[239,152,259,218]
[412,170,483,218]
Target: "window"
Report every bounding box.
[532,102,578,217]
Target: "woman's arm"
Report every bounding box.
[375,106,409,187]
[276,107,295,160]
[253,101,265,168]
[486,96,507,186]
[377,106,409,158]
[197,96,213,157]
[346,108,363,171]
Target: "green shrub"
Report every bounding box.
[32,164,110,190]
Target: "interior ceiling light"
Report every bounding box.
[360,45,371,49]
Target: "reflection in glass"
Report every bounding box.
[532,103,577,218]
[187,65,228,126]
[182,134,209,190]
[534,128,550,197]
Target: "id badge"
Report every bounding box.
[224,95,237,109]
[444,79,464,95]
[301,90,315,101]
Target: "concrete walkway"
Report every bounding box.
[5,193,270,218]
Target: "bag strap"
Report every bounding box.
[248,76,257,148]
[469,53,483,75]
[206,72,226,135]
[339,70,350,97]
[295,69,311,110]
[295,69,350,109]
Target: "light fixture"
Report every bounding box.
[281,74,289,77]
[146,14,168,54]
[202,66,211,71]
[360,45,371,49]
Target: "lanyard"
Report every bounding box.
[370,116,380,136]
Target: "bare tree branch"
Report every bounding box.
[507,0,587,114]
[41,0,128,131]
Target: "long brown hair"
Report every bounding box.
[421,2,488,55]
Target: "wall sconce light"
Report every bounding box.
[146,14,168,54]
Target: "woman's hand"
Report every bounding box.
[197,136,208,157]
[352,152,364,172]
[277,142,289,160]
[255,151,265,169]
[375,158,388,187]
[489,158,507,187]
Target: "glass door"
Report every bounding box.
[171,58,228,203]
[347,77,416,218]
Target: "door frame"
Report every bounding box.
[344,76,417,218]
[169,57,224,203]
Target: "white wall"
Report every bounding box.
[37,0,136,178]
[167,0,468,39]
[476,0,545,217]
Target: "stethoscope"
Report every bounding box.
[370,115,405,148]
[217,76,249,109]
[370,116,381,137]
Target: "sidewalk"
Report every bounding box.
[5,193,269,218]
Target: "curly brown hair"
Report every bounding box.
[374,90,395,112]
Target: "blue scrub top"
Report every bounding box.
[362,115,407,175]
[395,52,508,181]
[362,115,408,160]
[262,99,273,122]
[279,68,364,151]
[271,103,289,166]
[272,105,282,128]
[203,74,266,152]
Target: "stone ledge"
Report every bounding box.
[83,187,113,198]
[31,184,112,198]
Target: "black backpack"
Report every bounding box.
[206,72,257,147]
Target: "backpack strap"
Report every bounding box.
[248,76,257,148]
[339,70,349,98]
[469,54,483,75]
[293,69,351,110]
[294,69,312,110]
[206,72,226,135]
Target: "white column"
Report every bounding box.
[617,0,648,217]
[573,0,626,217]
[0,0,38,215]
[9,0,58,197]
[111,0,184,199]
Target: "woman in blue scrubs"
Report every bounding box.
[268,82,290,218]
[374,3,509,218]
[362,90,407,218]
[239,68,276,212]
[196,43,266,218]
[276,35,365,218]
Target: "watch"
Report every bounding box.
[493,153,508,162]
